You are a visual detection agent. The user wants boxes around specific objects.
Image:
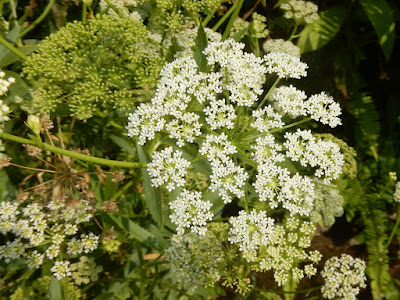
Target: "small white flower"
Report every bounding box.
[321,254,367,300]
[251,135,285,164]
[305,92,342,128]
[263,39,301,57]
[264,52,308,79]
[251,105,284,133]
[126,103,166,145]
[51,261,72,280]
[148,147,191,191]
[209,159,248,204]
[281,0,319,24]
[271,85,308,117]
[169,189,214,235]
[204,99,236,130]
[165,112,202,147]
[394,182,400,203]
[81,232,99,253]
[228,210,275,261]
[199,133,237,163]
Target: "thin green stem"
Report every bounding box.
[386,209,400,249]
[257,77,281,109]
[82,3,87,24]
[8,0,18,27]
[0,35,27,60]
[18,0,56,39]
[103,0,124,18]
[1,132,146,168]
[222,0,245,41]
[288,24,298,41]
[242,117,312,141]
[212,2,237,32]
[109,179,135,202]
[202,5,219,27]
[268,117,312,134]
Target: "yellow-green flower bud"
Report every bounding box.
[26,115,41,135]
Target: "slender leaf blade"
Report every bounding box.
[136,144,163,226]
[193,24,209,72]
[359,0,395,60]
[297,6,345,53]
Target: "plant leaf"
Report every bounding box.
[359,0,395,61]
[108,214,165,251]
[297,5,345,53]
[49,278,63,300]
[193,24,209,72]
[136,144,163,226]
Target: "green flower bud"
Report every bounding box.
[26,115,41,135]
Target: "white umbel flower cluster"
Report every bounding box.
[0,199,99,281]
[263,39,301,57]
[147,147,191,191]
[126,38,344,232]
[306,92,342,128]
[259,217,321,286]
[284,129,345,182]
[321,254,367,300]
[264,52,308,79]
[228,210,275,261]
[280,0,320,24]
[169,189,214,235]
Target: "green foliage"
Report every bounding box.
[297,5,346,53]
[363,208,399,300]
[359,0,396,61]
[23,15,164,120]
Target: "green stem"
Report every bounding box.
[9,0,18,27]
[109,179,135,202]
[0,35,27,60]
[268,117,312,134]
[257,77,281,109]
[82,3,87,24]
[386,209,400,249]
[18,0,56,39]
[288,24,298,41]
[103,0,124,18]
[1,132,146,168]
[222,0,245,41]
[242,117,312,141]
[202,5,219,27]
[212,2,237,32]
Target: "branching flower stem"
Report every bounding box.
[0,132,146,168]
[257,77,281,109]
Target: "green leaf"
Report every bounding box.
[49,278,63,300]
[110,135,136,156]
[297,5,345,53]
[193,24,209,72]
[136,144,163,226]
[359,0,395,61]
[0,169,16,202]
[108,214,165,251]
